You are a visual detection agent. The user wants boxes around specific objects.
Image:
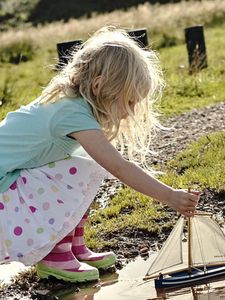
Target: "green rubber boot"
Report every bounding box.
[36,261,99,283]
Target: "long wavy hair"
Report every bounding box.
[39,26,165,167]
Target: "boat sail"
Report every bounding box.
[145,213,225,288]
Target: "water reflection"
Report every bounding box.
[2,255,225,299]
[157,283,225,299]
[53,254,225,300]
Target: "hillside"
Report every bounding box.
[1,0,183,30]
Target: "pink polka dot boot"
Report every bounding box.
[72,214,116,269]
[36,231,99,283]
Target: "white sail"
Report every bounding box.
[146,217,185,277]
[191,215,225,266]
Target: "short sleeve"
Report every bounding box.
[50,98,101,137]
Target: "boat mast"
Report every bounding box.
[188,216,192,273]
[188,187,192,273]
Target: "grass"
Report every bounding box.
[1,6,225,120]
[85,187,166,249]
[161,132,225,191]
[159,24,225,116]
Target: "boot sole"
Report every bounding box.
[36,262,99,283]
[80,253,116,269]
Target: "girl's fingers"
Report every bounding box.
[190,190,201,196]
[186,206,196,211]
[181,210,196,217]
[188,190,201,201]
[188,195,199,204]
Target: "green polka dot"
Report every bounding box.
[5,240,12,247]
[37,187,45,195]
[36,228,44,234]
[51,185,59,192]
[48,162,55,168]
[3,195,10,203]
[50,234,57,241]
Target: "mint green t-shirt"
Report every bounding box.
[0,97,101,193]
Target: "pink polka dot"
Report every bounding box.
[27,238,34,246]
[9,182,17,190]
[19,197,25,204]
[55,173,63,180]
[14,226,23,236]
[0,202,4,210]
[69,167,77,175]
[29,206,37,213]
[4,256,10,260]
[22,177,27,184]
[43,202,50,210]
[28,194,34,199]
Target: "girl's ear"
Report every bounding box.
[92,76,102,96]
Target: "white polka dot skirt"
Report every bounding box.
[0,156,108,266]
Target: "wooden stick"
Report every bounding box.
[188,187,192,274]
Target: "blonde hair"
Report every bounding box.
[39,26,165,167]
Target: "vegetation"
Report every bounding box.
[161,132,225,191]
[86,188,166,249]
[0,0,209,30]
[0,1,225,120]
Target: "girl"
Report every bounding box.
[0,26,199,283]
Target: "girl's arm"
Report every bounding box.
[70,130,199,217]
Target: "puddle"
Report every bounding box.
[0,261,29,283]
[1,254,225,300]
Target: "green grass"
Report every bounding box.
[160,132,225,191]
[0,22,225,121]
[0,48,54,120]
[159,24,225,116]
[85,188,166,249]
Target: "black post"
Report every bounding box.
[56,39,83,68]
[127,28,148,48]
[184,26,207,72]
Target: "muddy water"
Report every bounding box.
[0,261,29,283]
[1,255,225,300]
[56,255,225,300]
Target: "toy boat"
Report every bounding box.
[144,213,225,289]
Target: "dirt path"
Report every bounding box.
[150,101,225,164]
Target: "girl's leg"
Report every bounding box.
[36,231,99,283]
[72,214,116,269]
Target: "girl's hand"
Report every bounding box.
[167,189,200,217]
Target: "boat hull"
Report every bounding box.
[155,265,225,289]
